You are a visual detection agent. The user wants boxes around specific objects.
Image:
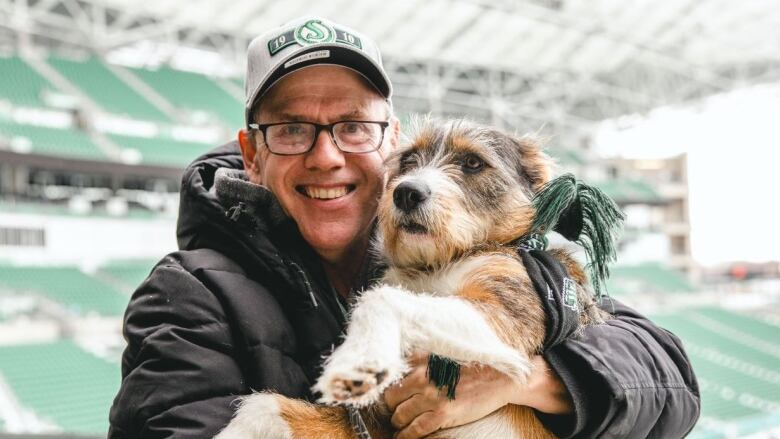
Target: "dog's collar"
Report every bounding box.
[348,406,372,439]
[516,232,548,251]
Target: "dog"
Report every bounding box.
[216,118,612,439]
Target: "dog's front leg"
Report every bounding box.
[214,393,292,439]
[315,285,531,407]
[393,290,532,383]
[315,285,408,406]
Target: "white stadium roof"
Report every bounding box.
[2,0,780,137]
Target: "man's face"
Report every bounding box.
[241,65,399,262]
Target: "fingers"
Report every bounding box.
[383,378,410,411]
[384,360,428,411]
[383,351,451,439]
[390,393,429,429]
[394,411,442,439]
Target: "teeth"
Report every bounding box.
[305,186,349,200]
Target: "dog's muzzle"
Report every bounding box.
[393,180,431,213]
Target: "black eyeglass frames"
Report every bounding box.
[247,121,390,155]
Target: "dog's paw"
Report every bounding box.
[324,366,389,401]
[314,354,405,406]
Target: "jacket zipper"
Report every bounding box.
[288,262,370,438]
[287,261,318,308]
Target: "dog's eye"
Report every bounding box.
[399,152,417,172]
[462,154,485,174]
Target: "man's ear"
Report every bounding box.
[378,116,401,162]
[386,116,401,153]
[237,129,263,185]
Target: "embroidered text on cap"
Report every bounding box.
[268,19,363,56]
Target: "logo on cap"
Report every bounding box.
[294,19,335,46]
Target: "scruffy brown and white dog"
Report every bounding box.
[216,119,609,439]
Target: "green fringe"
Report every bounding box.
[427,354,461,400]
[531,174,625,297]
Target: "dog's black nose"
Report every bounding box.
[393,181,431,212]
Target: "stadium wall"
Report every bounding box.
[0,212,175,266]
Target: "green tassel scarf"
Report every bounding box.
[530,173,625,298]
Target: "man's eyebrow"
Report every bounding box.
[270,112,308,122]
[335,108,369,120]
[263,108,378,123]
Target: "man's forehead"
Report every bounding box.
[258,94,386,120]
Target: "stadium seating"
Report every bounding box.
[657,311,779,372]
[130,66,244,128]
[108,133,214,168]
[0,341,119,435]
[47,55,171,122]
[97,259,157,293]
[598,178,663,204]
[548,148,587,168]
[606,262,696,295]
[0,121,108,161]
[0,265,128,316]
[694,307,780,345]
[651,308,780,437]
[0,55,57,108]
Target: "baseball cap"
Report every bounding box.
[244,16,393,127]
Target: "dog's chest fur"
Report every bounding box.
[381,253,509,297]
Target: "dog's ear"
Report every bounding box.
[514,136,552,193]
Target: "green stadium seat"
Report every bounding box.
[606,262,696,295]
[107,133,214,168]
[0,264,128,316]
[0,121,108,161]
[130,66,243,128]
[47,56,171,122]
[97,259,157,293]
[0,55,58,108]
[597,178,663,204]
[651,307,780,434]
[694,307,780,345]
[548,148,587,167]
[0,341,119,435]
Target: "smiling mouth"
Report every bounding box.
[296,185,356,200]
[400,221,428,234]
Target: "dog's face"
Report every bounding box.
[378,119,552,269]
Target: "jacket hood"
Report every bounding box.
[177,140,244,251]
[176,141,301,290]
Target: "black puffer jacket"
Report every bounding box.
[109,141,700,438]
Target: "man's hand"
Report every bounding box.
[383,353,572,439]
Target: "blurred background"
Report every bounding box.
[0,0,779,437]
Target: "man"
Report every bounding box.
[109,16,700,439]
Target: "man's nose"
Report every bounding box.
[304,129,345,171]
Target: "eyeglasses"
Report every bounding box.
[248,121,390,155]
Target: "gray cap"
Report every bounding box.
[244,16,392,127]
